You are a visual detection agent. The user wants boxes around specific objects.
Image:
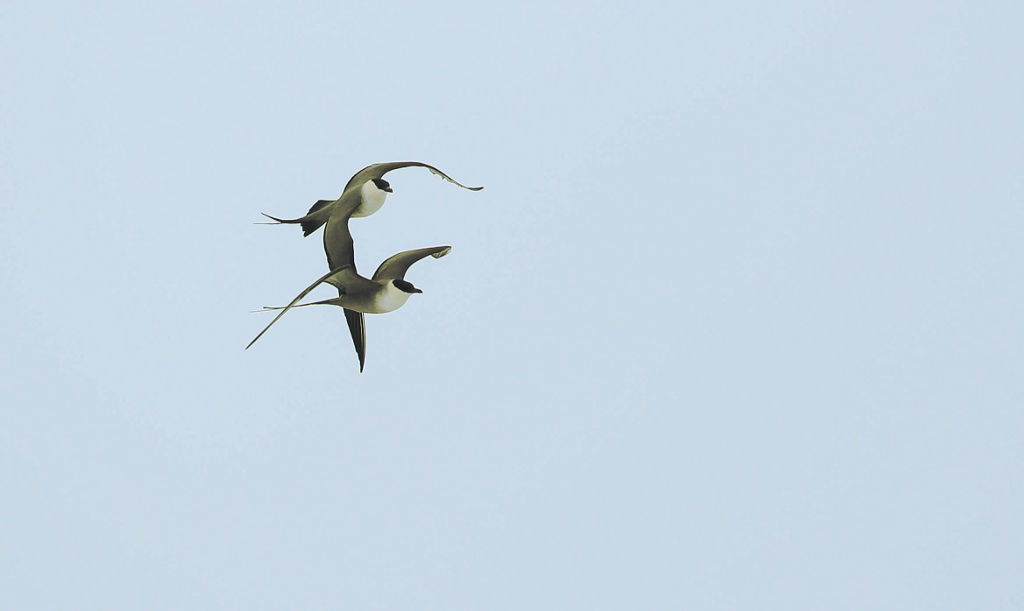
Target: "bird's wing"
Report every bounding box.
[245,264,359,350]
[323,210,357,271]
[342,161,484,194]
[344,308,367,373]
[306,199,334,215]
[372,246,452,282]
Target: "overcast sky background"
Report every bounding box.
[2,1,1022,609]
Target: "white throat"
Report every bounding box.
[372,280,415,313]
[352,180,389,218]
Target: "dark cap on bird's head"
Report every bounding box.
[392,278,422,294]
[372,178,393,193]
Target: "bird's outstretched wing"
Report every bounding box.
[306,199,335,216]
[372,246,452,282]
[342,162,484,195]
[323,209,356,272]
[344,308,366,373]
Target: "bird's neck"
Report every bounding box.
[373,280,414,313]
[352,180,388,218]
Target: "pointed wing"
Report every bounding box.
[372,246,452,282]
[323,210,357,271]
[344,308,367,373]
[342,161,484,194]
[307,199,334,215]
[245,265,359,350]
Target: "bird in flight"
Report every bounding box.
[246,240,451,370]
[255,162,482,369]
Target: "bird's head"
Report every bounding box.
[392,279,422,294]
[371,178,393,193]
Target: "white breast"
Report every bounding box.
[352,180,388,218]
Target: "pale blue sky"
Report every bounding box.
[3,1,1022,609]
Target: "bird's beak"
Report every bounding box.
[385,186,394,193]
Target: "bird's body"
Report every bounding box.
[260,161,482,246]
[246,246,452,362]
[255,162,481,370]
[314,270,425,314]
